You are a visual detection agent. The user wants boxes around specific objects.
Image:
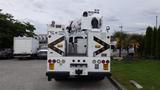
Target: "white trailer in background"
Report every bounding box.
[13,37,39,59]
[46,10,111,81]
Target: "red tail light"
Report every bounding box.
[53,59,56,63]
[106,60,109,63]
[48,59,52,64]
[102,60,105,64]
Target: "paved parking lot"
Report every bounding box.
[0,59,117,90]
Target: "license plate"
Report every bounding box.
[49,64,54,70]
[103,64,108,70]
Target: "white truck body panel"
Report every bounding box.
[14,37,39,55]
[88,31,110,57]
[77,39,87,54]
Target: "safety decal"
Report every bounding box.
[93,36,110,56]
[48,36,65,55]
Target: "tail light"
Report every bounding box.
[62,59,65,63]
[106,60,109,63]
[57,59,60,63]
[48,59,54,70]
[102,60,105,64]
[48,59,52,64]
[97,60,101,64]
[53,59,56,63]
[92,60,96,64]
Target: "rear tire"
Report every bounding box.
[96,76,105,80]
[48,77,52,81]
[89,76,105,81]
[54,77,65,81]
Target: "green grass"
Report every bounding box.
[112,59,160,90]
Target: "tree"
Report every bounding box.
[144,26,152,57]
[128,34,144,57]
[151,27,157,57]
[158,27,160,59]
[0,9,36,48]
[155,26,160,59]
[24,22,36,37]
[113,31,128,57]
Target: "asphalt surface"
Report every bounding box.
[0,59,117,90]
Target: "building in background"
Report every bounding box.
[110,41,134,57]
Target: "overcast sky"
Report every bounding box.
[0,0,160,34]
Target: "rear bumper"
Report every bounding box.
[88,72,111,77]
[46,71,111,81]
[46,71,70,78]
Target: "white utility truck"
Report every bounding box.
[46,10,111,81]
[13,37,39,59]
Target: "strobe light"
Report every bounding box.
[91,17,99,28]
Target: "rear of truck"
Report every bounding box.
[13,37,39,58]
[46,25,111,81]
[46,10,111,81]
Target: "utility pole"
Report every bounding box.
[156,16,158,29]
[119,26,123,32]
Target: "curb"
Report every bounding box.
[108,77,127,90]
